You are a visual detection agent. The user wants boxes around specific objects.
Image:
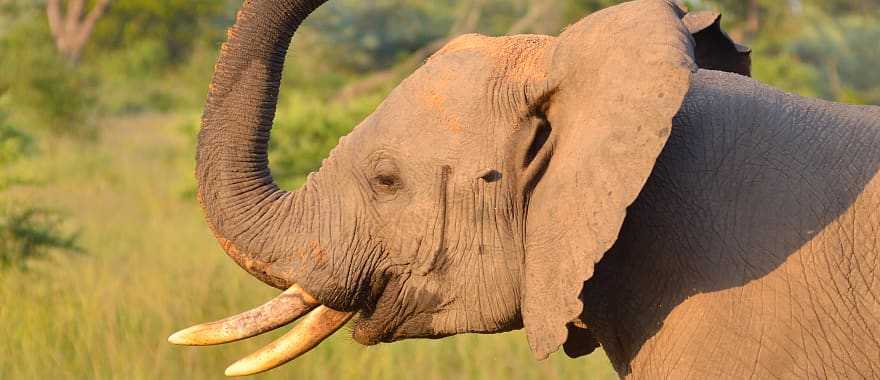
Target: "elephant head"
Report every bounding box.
[170,0,747,375]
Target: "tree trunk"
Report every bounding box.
[46,0,110,62]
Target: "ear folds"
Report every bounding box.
[520,0,697,359]
[683,11,751,76]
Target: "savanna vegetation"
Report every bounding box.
[1,0,878,378]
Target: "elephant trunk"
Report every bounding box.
[196,0,329,289]
[185,1,360,375]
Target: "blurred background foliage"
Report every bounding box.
[0,0,878,378]
[0,0,877,137]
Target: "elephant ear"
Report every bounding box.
[683,11,751,76]
[521,0,696,359]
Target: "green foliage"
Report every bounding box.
[83,0,231,114]
[0,206,81,269]
[0,112,34,166]
[792,12,880,104]
[750,51,821,98]
[1,0,875,137]
[0,111,80,269]
[695,0,880,105]
[0,6,98,134]
[270,93,384,188]
[0,113,36,190]
[89,0,231,64]
[0,0,231,125]
[312,0,458,71]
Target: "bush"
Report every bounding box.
[0,110,35,189]
[0,111,81,269]
[0,207,81,269]
[270,92,383,188]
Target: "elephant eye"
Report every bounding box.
[371,174,401,194]
[369,156,403,196]
[377,175,398,187]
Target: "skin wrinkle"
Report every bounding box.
[415,167,449,276]
[447,180,468,329]
[271,194,297,265]
[490,182,513,327]
[479,189,497,328]
[809,170,864,373]
[784,272,811,378]
[469,179,486,328]
[746,283,765,380]
[242,195,279,262]
[416,166,455,276]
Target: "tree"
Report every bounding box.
[46,0,110,62]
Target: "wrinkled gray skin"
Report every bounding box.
[195,0,880,378]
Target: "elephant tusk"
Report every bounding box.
[168,284,320,346]
[224,306,354,377]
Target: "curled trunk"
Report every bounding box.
[196,0,329,289]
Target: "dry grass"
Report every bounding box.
[0,115,616,379]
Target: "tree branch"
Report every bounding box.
[64,0,84,34]
[69,0,110,61]
[46,0,63,43]
[45,0,110,63]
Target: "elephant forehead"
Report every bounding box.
[411,70,487,130]
[415,83,468,134]
[368,79,489,150]
[350,39,545,162]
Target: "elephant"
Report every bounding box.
[168,0,880,378]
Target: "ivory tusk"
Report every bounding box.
[224,306,354,377]
[168,285,320,346]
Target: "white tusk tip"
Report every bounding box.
[167,330,189,345]
[167,327,203,346]
[224,360,259,377]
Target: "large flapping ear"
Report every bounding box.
[520,0,696,359]
[683,11,751,76]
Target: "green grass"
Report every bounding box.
[0,115,616,379]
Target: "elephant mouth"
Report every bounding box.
[351,301,436,346]
[168,284,354,377]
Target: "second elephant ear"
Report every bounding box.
[683,11,751,76]
[521,0,697,359]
